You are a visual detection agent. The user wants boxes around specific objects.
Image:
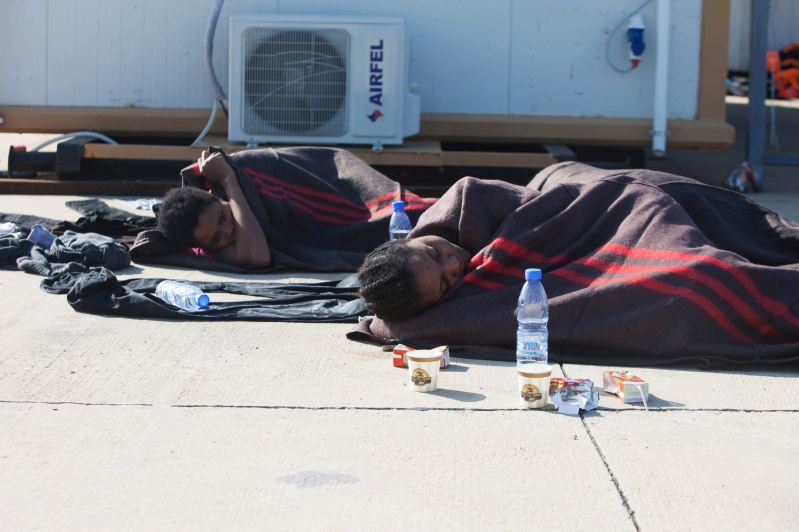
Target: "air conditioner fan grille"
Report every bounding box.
[242,28,348,136]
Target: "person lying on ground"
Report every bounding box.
[144,146,435,272]
[157,149,272,269]
[351,163,799,367]
[357,236,471,320]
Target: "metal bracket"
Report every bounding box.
[372,141,384,153]
[648,129,671,137]
[542,144,576,162]
[55,137,94,180]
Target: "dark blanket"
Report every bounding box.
[130,147,435,272]
[47,268,366,323]
[348,162,799,367]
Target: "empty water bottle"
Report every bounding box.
[389,201,413,241]
[155,280,210,311]
[516,268,549,365]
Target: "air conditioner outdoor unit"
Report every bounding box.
[228,14,421,149]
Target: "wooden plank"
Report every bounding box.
[697,0,732,121]
[80,139,447,166]
[79,139,554,169]
[0,106,734,149]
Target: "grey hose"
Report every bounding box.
[30,131,118,152]
[204,0,228,107]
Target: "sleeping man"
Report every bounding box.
[147,146,435,272]
[351,163,799,367]
[158,149,272,269]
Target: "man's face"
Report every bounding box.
[193,200,236,251]
[406,236,472,308]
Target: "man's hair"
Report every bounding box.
[357,239,424,321]
[157,187,217,248]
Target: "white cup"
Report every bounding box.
[407,350,443,392]
[517,363,552,409]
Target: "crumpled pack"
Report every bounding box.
[549,378,599,416]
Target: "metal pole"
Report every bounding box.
[747,0,769,181]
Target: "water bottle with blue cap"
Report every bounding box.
[388,200,413,241]
[516,268,549,365]
[155,280,210,311]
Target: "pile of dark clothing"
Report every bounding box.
[0,199,152,277]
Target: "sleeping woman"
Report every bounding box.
[352,163,799,367]
[147,146,436,272]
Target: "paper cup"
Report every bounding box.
[407,350,443,392]
[517,363,552,409]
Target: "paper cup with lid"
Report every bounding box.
[407,350,443,392]
[517,363,552,409]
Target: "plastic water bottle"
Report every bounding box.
[155,280,210,311]
[516,268,549,365]
[389,201,413,241]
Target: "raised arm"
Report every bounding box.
[197,149,272,269]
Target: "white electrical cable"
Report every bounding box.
[204,0,228,108]
[605,0,654,74]
[30,131,118,152]
[192,0,227,147]
[191,99,220,147]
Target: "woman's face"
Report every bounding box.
[193,200,236,251]
[406,236,472,308]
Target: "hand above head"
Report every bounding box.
[198,149,235,185]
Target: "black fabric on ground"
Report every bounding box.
[1,231,130,276]
[55,269,366,322]
[0,213,60,238]
[0,235,35,269]
[51,199,158,240]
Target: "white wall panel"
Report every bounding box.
[2,0,706,120]
[0,0,48,105]
[279,0,512,114]
[45,0,278,108]
[510,0,701,120]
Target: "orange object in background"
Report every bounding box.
[768,42,799,73]
[765,43,799,99]
[774,68,799,99]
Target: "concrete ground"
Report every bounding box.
[1,99,799,531]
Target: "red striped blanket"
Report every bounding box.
[348,163,799,367]
[131,146,435,272]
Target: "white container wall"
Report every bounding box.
[1,0,703,120]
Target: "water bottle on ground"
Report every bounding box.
[389,201,413,241]
[516,268,549,365]
[155,280,210,311]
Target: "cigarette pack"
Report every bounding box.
[603,371,649,403]
[393,344,450,368]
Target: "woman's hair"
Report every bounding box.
[357,239,423,321]
[157,187,217,248]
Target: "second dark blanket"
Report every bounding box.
[349,162,799,367]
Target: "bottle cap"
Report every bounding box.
[392,201,405,212]
[197,294,210,308]
[525,268,542,281]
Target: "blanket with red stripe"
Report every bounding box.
[348,162,799,367]
[130,147,435,272]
